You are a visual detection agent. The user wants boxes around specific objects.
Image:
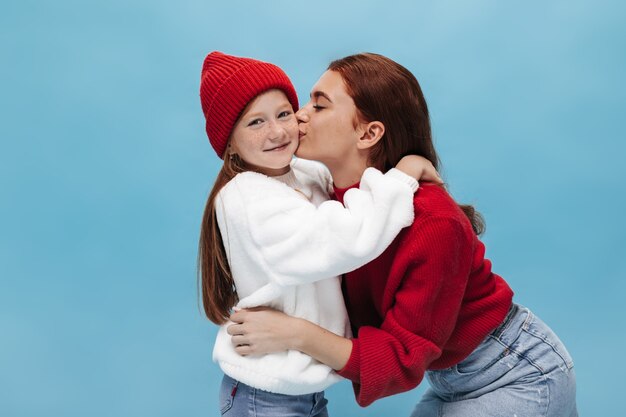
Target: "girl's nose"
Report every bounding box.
[268,120,285,140]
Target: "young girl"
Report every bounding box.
[198,51,440,417]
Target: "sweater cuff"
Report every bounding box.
[385,168,419,193]
[337,338,361,382]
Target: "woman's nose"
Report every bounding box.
[296,106,310,123]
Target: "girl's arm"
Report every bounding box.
[222,156,439,308]
[395,155,442,184]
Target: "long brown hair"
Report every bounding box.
[328,53,485,235]
[198,147,247,324]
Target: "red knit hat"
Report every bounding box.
[199,51,299,158]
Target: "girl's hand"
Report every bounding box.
[395,155,443,183]
[227,307,302,356]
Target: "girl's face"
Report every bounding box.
[295,70,362,165]
[230,89,299,176]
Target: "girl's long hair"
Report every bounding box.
[198,148,247,324]
[328,53,485,235]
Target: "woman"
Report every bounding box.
[228,53,578,416]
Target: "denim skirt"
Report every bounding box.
[411,304,578,417]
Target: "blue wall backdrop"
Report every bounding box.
[2,0,624,415]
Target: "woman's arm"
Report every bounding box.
[228,307,352,370]
[230,216,484,407]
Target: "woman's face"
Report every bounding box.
[295,70,362,165]
[230,89,299,176]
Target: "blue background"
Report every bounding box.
[2,0,624,415]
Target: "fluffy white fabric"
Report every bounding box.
[212,158,417,395]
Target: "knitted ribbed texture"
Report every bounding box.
[199,51,299,158]
[334,182,514,407]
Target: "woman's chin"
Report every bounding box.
[295,144,312,160]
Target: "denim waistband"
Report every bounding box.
[489,302,519,338]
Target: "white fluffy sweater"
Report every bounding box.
[212,158,418,395]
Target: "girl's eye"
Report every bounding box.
[278,111,292,118]
[312,105,325,111]
[247,118,263,127]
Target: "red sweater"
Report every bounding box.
[334,182,514,407]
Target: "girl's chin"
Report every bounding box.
[267,156,294,170]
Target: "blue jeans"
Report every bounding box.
[219,374,329,417]
[411,304,578,417]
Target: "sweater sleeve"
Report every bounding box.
[231,167,417,307]
[337,216,473,407]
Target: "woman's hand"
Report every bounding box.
[228,307,354,370]
[227,307,301,356]
[395,155,443,183]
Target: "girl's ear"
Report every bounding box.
[356,121,385,150]
[222,142,235,161]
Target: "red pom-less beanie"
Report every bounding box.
[199,51,299,159]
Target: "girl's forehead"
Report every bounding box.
[241,90,292,116]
